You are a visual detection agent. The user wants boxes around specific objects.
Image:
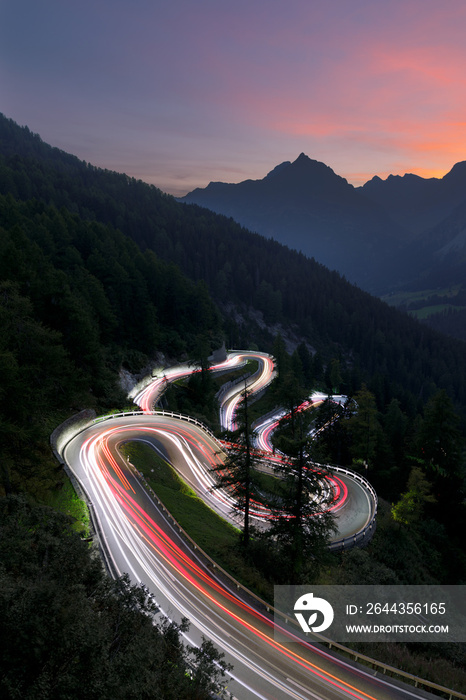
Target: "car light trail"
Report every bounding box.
[68,422,382,700]
[61,352,398,699]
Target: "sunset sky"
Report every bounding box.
[2,0,466,196]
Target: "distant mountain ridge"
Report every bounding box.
[180,154,466,295]
[361,161,466,238]
[181,154,407,291]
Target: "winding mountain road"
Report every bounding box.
[60,351,436,700]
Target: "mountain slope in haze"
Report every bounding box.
[180,154,407,291]
[357,162,466,290]
[181,154,466,323]
[362,163,466,286]
[403,197,466,285]
[362,163,466,337]
[360,161,466,238]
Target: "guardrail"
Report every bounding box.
[92,409,226,451]
[93,407,210,430]
[127,459,465,700]
[247,375,276,404]
[251,405,285,430]
[215,372,251,401]
[318,462,378,551]
[54,403,378,555]
[53,416,464,699]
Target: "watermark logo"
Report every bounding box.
[276,585,465,643]
[294,592,334,633]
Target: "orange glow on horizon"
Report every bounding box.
[347,166,455,187]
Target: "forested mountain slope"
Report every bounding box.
[181,152,466,330]
[1,113,465,420]
[0,192,222,496]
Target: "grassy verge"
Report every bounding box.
[45,477,91,536]
[253,468,285,498]
[120,440,274,600]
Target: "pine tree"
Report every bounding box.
[416,389,463,479]
[346,384,384,472]
[391,466,436,526]
[211,387,260,547]
[266,404,337,583]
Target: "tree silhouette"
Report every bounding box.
[211,387,261,547]
[266,404,337,583]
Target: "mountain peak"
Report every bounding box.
[291,152,328,170]
[444,160,466,180]
[264,152,351,192]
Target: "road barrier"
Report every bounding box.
[321,463,378,550]
[92,408,222,446]
[129,456,465,700]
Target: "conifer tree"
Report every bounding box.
[211,387,260,547]
[391,466,436,525]
[415,389,463,479]
[267,404,337,583]
[346,384,384,472]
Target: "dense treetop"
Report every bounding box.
[0,192,221,495]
